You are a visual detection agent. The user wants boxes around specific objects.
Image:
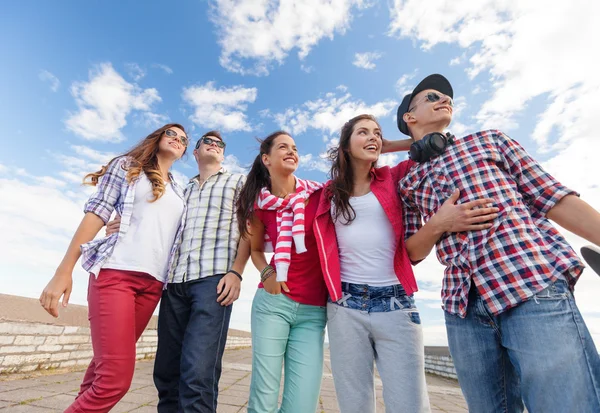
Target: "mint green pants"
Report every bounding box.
[248,288,326,413]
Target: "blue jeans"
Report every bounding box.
[248,288,326,413]
[154,275,232,413]
[445,279,600,413]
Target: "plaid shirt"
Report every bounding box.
[399,130,583,317]
[80,156,186,277]
[168,169,245,283]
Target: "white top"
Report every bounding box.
[332,192,399,286]
[103,174,185,282]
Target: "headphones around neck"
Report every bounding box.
[409,132,455,163]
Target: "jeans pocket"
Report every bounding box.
[402,308,422,325]
[534,280,569,301]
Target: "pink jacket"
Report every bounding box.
[313,161,419,301]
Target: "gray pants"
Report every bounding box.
[327,302,431,413]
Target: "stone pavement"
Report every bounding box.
[0,347,467,412]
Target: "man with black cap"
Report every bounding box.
[396,74,600,412]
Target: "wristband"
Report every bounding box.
[228,270,243,281]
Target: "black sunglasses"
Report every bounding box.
[196,136,226,150]
[164,129,189,147]
[408,92,453,112]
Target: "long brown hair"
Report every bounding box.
[83,123,187,202]
[236,131,291,239]
[327,114,380,224]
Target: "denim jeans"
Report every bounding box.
[154,275,232,413]
[445,279,600,413]
[248,288,326,413]
[327,283,430,413]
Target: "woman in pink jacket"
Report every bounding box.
[313,114,497,413]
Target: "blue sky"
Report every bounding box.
[1,0,599,346]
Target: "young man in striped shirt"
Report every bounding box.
[109,130,250,413]
[396,74,600,412]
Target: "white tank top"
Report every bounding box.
[332,192,399,286]
[103,174,184,282]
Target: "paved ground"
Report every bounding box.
[0,347,467,412]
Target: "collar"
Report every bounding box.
[370,166,384,182]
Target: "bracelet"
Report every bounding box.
[260,265,275,283]
[261,269,275,283]
[260,265,273,278]
[227,270,243,281]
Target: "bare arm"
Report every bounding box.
[546,195,600,246]
[382,137,413,154]
[216,236,251,306]
[405,190,499,262]
[248,215,289,294]
[40,212,105,317]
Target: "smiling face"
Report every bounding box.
[348,119,382,164]
[403,89,453,138]
[261,133,298,176]
[193,134,225,165]
[158,126,187,160]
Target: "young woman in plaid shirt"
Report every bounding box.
[39,124,189,413]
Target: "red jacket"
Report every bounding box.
[313,161,419,302]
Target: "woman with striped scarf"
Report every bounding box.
[236,131,328,413]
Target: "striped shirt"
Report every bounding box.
[168,169,246,283]
[80,156,187,277]
[399,130,583,317]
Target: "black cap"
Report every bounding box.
[397,74,453,135]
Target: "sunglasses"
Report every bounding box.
[164,129,189,147]
[408,92,453,112]
[195,136,226,150]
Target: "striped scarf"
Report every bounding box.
[255,178,324,281]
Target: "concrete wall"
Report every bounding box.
[0,294,252,375]
[0,320,252,374]
[423,346,457,379]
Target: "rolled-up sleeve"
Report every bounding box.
[402,199,423,241]
[495,130,578,215]
[83,157,127,223]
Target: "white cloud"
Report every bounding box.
[182,81,257,132]
[378,152,402,167]
[395,70,418,97]
[52,145,117,186]
[352,51,382,70]
[65,63,161,142]
[151,63,173,75]
[0,163,6,174]
[210,0,371,75]
[388,0,600,141]
[299,153,330,173]
[223,154,249,175]
[39,70,60,92]
[300,64,314,73]
[272,87,397,136]
[449,56,461,66]
[135,112,170,129]
[124,62,145,81]
[170,169,189,188]
[70,145,117,164]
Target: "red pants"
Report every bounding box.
[66,269,163,413]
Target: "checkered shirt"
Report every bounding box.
[80,156,186,277]
[168,169,246,283]
[398,130,584,317]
